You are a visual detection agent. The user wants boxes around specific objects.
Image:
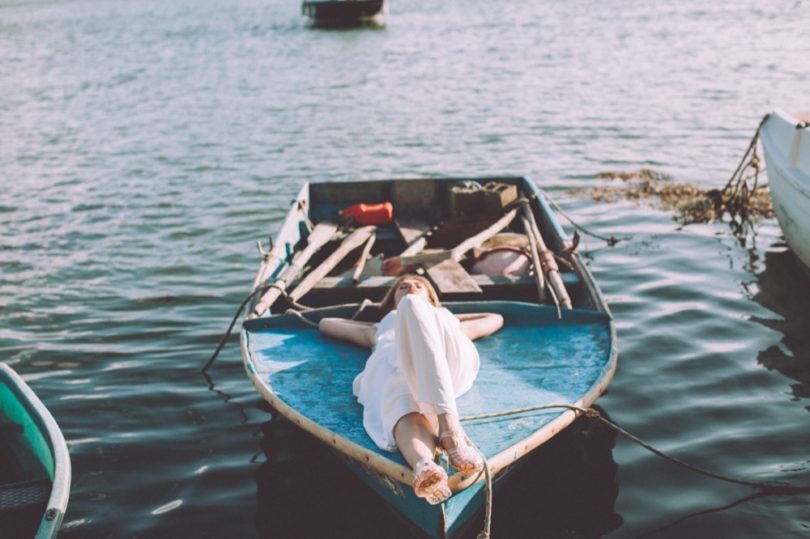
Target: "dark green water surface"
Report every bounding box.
[1,0,809,536]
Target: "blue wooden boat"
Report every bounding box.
[241,177,617,538]
[0,363,71,539]
[302,0,387,27]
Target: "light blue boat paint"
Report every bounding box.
[243,302,613,537]
[243,177,617,538]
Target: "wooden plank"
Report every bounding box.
[289,226,376,302]
[395,217,431,257]
[426,258,482,294]
[387,208,519,273]
[249,222,340,318]
[313,273,582,290]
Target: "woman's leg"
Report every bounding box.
[394,295,458,416]
[395,295,483,474]
[393,412,437,468]
[394,413,451,504]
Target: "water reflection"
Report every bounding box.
[750,243,810,407]
[255,407,622,538]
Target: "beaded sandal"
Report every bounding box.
[412,460,451,505]
[439,432,483,474]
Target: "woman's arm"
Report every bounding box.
[456,313,504,341]
[318,317,376,349]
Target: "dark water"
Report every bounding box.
[2,0,810,536]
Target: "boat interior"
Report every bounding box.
[266,177,593,316]
[0,402,52,537]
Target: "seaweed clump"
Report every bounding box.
[577,168,773,225]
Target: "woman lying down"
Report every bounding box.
[319,274,504,504]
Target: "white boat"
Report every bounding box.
[759,110,810,271]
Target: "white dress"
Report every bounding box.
[352,294,480,452]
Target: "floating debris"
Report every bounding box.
[578,167,772,225]
[577,117,775,232]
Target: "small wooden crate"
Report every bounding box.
[449,181,518,219]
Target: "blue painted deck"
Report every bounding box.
[245,302,611,465]
[244,301,613,536]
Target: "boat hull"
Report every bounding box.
[302,0,387,26]
[0,363,71,539]
[760,110,810,271]
[241,177,617,538]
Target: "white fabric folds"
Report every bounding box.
[352,294,480,451]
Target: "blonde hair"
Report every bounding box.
[379,274,440,314]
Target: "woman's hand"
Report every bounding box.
[456,313,504,340]
[318,317,376,349]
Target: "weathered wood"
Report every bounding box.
[351,233,376,284]
[391,180,438,213]
[521,203,572,309]
[289,226,376,302]
[426,258,482,294]
[395,217,432,257]
[520,215,547,303]
[389,208,518,271]
[450,207,517,260]
[249,222,339,318]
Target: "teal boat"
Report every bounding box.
[240,177,617,538]
[0,363,71,539]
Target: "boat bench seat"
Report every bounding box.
[306,273,583,307]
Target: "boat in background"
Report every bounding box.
[302,0,387,27]
[240,177,617,538]
[0,363,71,539]
[759,110,810,272]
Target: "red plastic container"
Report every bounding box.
[340,202,394,226]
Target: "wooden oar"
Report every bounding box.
[289,225,376,302]
[248,222,339,319]
[520,202,572,309]
[385,208,518,273]
[520,214,547,303]
[352,233,376,284]
[395,217,432,257]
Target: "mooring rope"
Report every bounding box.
[536,190,625,246]
[202,284,271,373]
[715,113,771,227]
[463,402,810,538]
[202,283,312,373]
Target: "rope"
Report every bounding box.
[201,284,271,373]
[285,309,320,328]
[716,113,770,227]
[536,190,626,246]
[286,299,375,329]
[463,403,810,493]
[350,298,374,320]
[470,437,493,539]
[202,282,313,373]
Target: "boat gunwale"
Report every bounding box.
[0,363,71,539]
[760,109,810,198]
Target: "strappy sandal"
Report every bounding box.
[412,460,451,505]
[439,432,483,474]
